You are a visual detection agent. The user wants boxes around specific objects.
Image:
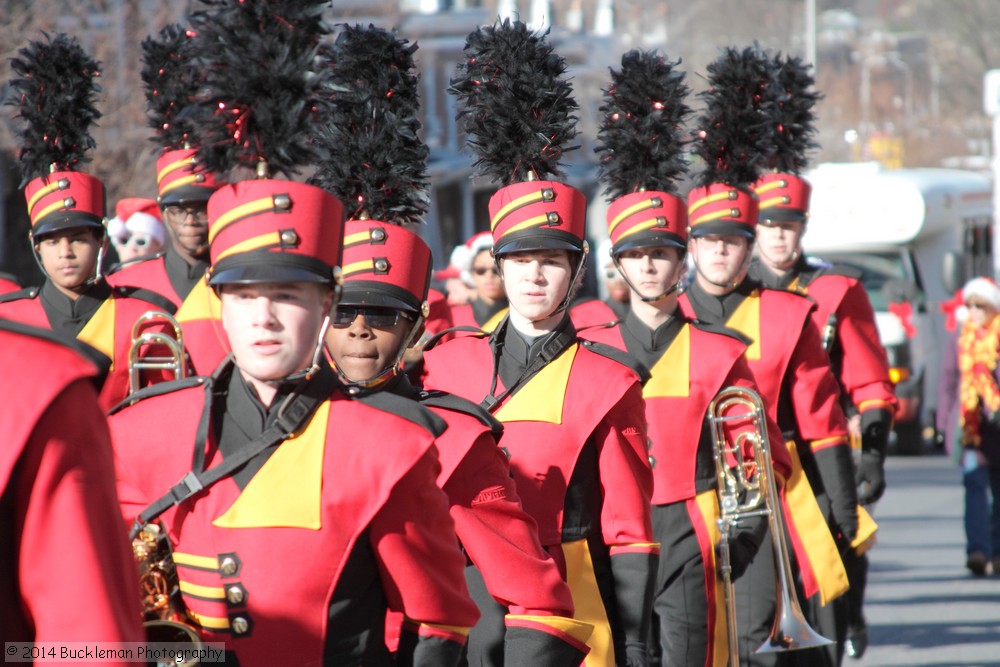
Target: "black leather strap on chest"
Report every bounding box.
[128,364,324,539]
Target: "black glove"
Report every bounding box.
[857,408,892,505]
[621,640,648,667]
[814,444,859,543]
[724,531,761,581]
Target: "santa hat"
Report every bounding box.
[115,197,165,245]
[435,231,494,287]
[962,277,1000,311]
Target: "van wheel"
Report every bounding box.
[893,420,925,456]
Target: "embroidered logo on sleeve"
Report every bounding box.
[471,485,508,505]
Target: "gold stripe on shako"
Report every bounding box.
[209,193,292,243]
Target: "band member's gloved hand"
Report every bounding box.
[857,409,892,505]
[719,514,768,581]
[815,443,859,543]
[622,640,649,667]
[725,531,761,581]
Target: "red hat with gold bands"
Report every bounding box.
[754,172,811,224]
[607,190,687,254]
[156,148,223,207]
[206,179,344,286]
[687,184,759,239]
[340,219,432,314]
[25,171,105,238]
[489,180,587,256]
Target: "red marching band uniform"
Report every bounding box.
[110,177,479,667]
[106,150,230,377]
[580,185,791,667]
[1,319,144,650]
[108,6,478,664]
[0,34,172,412]
[680,182,855,607]
[335,218,591,663]
[424,178,657,667]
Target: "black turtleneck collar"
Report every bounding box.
[620,307,684,373]
[494,314,576,396]
[164,246,209,301]
[684,277,759,326]
[214,358,337,490]
[471,297,508,327]
[748,255,810,291]
[40,278,111,339]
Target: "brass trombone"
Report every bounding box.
[128,310,187,394]
[709,386,833,666]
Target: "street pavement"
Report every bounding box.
[851,452,1000,667]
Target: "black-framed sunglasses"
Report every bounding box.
[472,266,499,276]
[163,205,209,223]
[333,305,414,329]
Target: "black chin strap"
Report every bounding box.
[333,313,425,390]
[611,256,680,304]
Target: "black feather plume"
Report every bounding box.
[182,0,331,178]
[769,54,822,174]
[596,50,691,200]
[691,45,781,189]
[7,33,101,183]
[141,23,198,150]
[449,19,578,185]
[309,24,429,224]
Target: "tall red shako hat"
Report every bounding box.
[310,25,433,317]
[142,24,224,209]
[9,34,106,240]
[449,19,586,260]
[753,54,823,224]
[688,46,781,239]
[182,0,343,288]
[596,50,692,257]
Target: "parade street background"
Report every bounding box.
[858,454,1000,667]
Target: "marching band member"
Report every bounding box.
[106,24,229,375]
[677,46,857,667]
[0,33,174,411]
[1,319,144,651]
[581,49,790,667]
[313,25,588,664]
[425,20,657,667]
[108,4,478,664]
[748,55,895,664]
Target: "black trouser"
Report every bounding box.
[734,530,781,667]
[651,502,710,667]
[462,563,507,667]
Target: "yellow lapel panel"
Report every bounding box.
[212,400,329,529]
[177,278,221,324]
[482,307,509,333]
[724,291,761,361]
[643,324,690,398]
[494,343,577,424]
[77,298,117,370]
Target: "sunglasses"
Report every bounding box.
[163,205,209,223]
[966,301,992,310]
[472,266,499,276]
[333,306,414,329]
